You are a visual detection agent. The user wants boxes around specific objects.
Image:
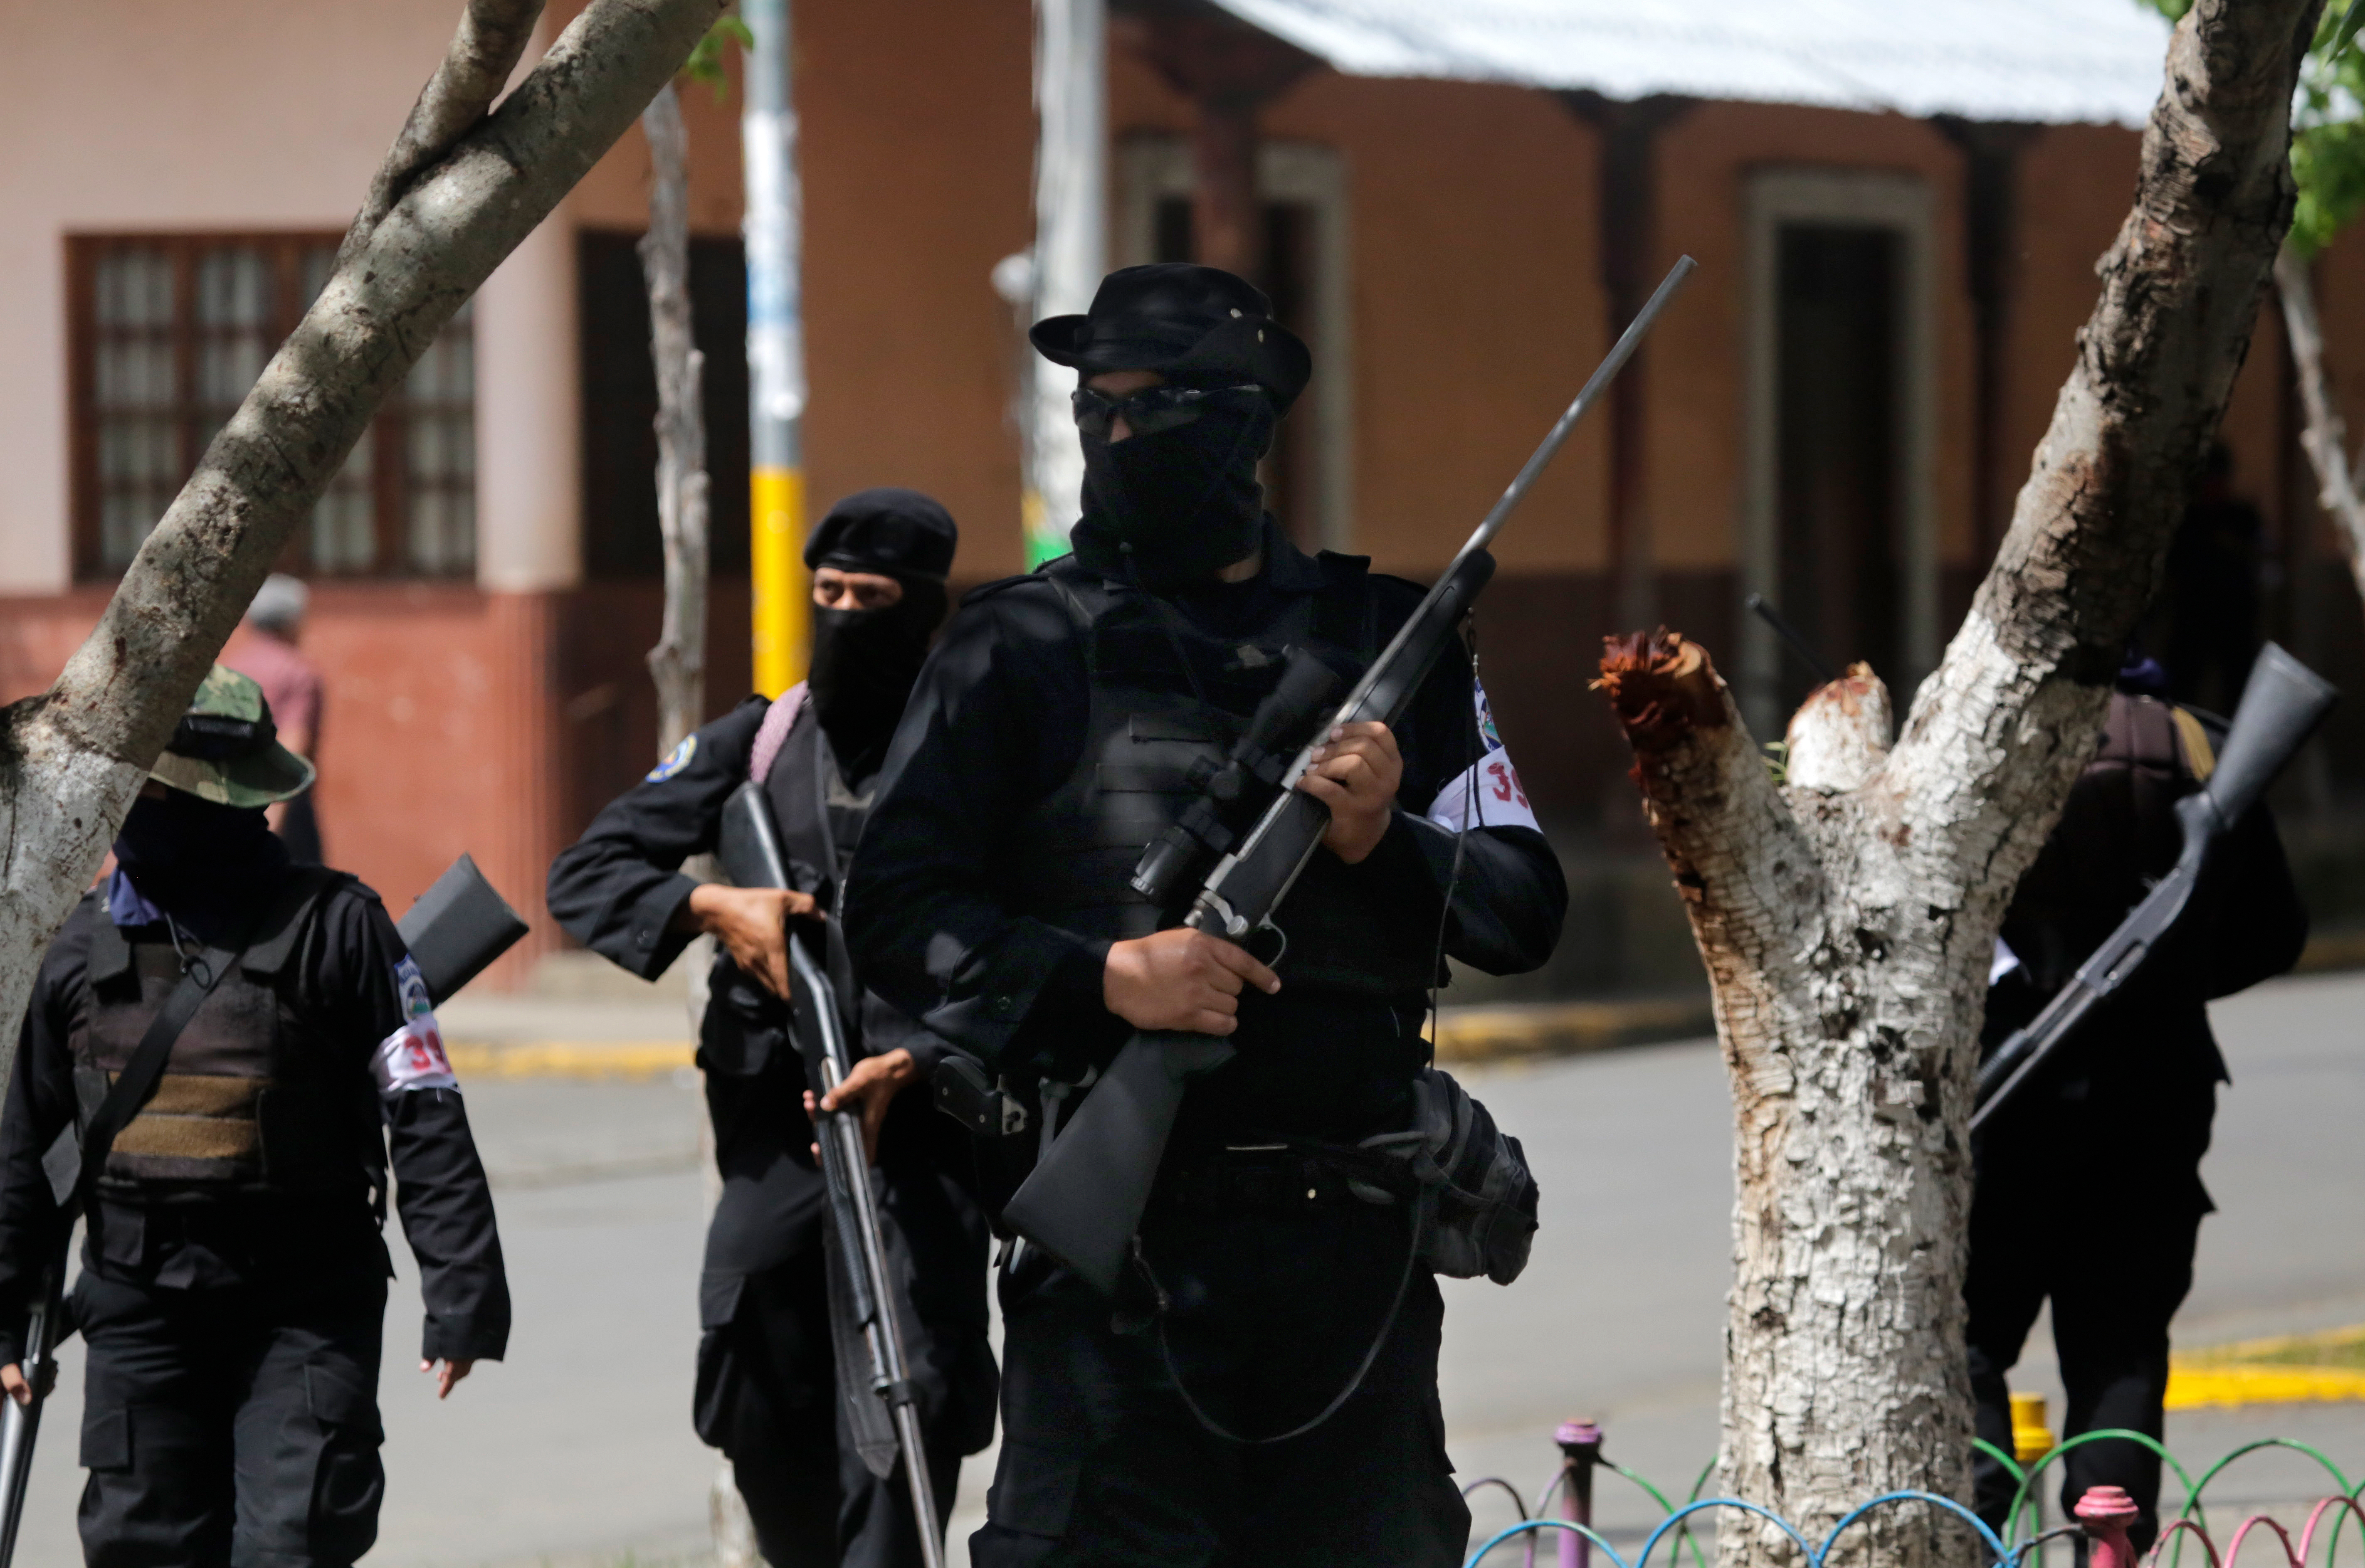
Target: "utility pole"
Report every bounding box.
[743,0,807,694]
[1023,0,1106,564]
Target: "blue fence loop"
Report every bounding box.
[1465,1516,1634,1568]
[1819,1489,2012,1564]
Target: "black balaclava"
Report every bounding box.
[810,582,946,780]
[114,789,289,946]
[1072,386,1274,591]
[803,488,958,781]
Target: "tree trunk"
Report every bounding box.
[639,75,746,1565]
[2276,245,2365,599]
[1595,2,2319,1562]
[641,81,711,755]
[0,0,726,1065]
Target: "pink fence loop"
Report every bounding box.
[2298,1493,2365,1563]
[2218,1514,2302,1568]
[2145,1518,2222,1568]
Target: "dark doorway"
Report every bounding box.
[578,231,752,579]
[1774,222,1901,718]
[1152,194,1322,550]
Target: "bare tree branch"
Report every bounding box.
[642,80,711,757]
[2277,245,2365,597]
[337,0,549,270]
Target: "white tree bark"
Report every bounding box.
[0,0,727,1070]
[1595,2,2319,1562]
[639,76,749,1565]
[2275,245,2365,600]
[641,81,711,756]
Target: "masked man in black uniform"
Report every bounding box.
[547,490,994,1568]
[1969,655,2307,1551]
[844,265,1567,1568]
[0,664,509,1567]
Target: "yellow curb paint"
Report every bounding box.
[1432,1000,1714,1063]
[2167,1323,2365,1408]
[2165,1365,2365,1410]
[441,1000,1719,1081]
[445,1042,694,1082]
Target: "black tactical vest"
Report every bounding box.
[1008,554,1439,1002]
[69,869,385,1202]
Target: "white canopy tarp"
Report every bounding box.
[1208,0,2175,127]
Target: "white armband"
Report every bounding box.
[1424,678,1542,835]
[373,955,459,1095]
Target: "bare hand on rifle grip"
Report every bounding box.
[678,883,822,1000]
[1296,720,1402,865]
[0,1363,25,1408]
[805,1047,918,1163]
[1104,928,1281,1036]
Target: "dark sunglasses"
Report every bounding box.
[1071,382,1264,441]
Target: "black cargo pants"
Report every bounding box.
[970,1190,1469,1568]
[696,1249,975,1568]
[74,1268,387,1568]
[1966,1088,2216,1554]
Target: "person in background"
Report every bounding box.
[547,491,995,1568]
[1967,651,2307,1553]
[231,573,326,863]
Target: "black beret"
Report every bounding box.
[1030,263,1312,411]
[803,488,959,582]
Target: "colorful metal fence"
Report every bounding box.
[1461,1416,2365,1567]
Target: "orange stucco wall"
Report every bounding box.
[0,591,567,984]
[568,0,1039,577]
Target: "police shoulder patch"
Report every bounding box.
[646,734,698,783]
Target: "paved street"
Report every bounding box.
[10,968,2365,1564]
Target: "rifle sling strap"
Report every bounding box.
[42,931,247,1214]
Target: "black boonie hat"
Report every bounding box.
[803,488,959,582]
[1030,263,1312,411]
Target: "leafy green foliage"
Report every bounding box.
[682,13,753,102]
[2145,0,2365,258]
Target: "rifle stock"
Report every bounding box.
[397,854,530,1008]
[1000,256,1699,1293]
[1971,643,2336,1133]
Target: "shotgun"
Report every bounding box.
[717,782,945,1568]
[1972,643,2336,1133]
[1000,255,1700,1294]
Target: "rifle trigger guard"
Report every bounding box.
[1245,922,1286,969]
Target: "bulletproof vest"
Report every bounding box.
[1009,555,1437,1001]
[69,868,383,1201]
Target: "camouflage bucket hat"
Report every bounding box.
[146,664,316,808]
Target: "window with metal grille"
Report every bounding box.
[70,234,476,579]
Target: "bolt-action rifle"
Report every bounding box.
[1971,642,2336,1134]
[0,853,528,1568]
[998,255,1701,1295]
[717,782,945,1568]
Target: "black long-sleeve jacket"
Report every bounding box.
[843,531,1567,1144]
[0,883,511,1366]
[546,695,975,1267]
